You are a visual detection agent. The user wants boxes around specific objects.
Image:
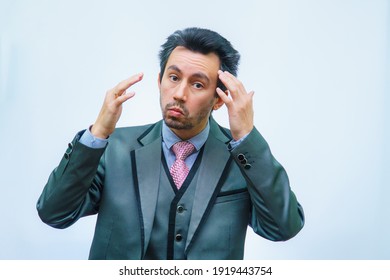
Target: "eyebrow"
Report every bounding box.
[167,65,210,84]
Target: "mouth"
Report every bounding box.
[167,106,185,117]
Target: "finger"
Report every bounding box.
[113,72,144,96]
[216,87,231,106]
[115,91,136,105]
[217,70,245,97]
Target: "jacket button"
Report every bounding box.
[175,234,183,242]
[237,153,245,161]
[64,143,73,159]
[244,163,252,170]
[177,205,185,213]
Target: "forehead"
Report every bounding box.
[165,46,220,75]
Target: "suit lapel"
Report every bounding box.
[133,121,163,257]
[185,118,232,251]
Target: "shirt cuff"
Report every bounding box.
[228,132,250,151]
[79,126,108,149]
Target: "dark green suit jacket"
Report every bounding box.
[37,118,304,259]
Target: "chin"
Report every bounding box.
[164,117,192,130]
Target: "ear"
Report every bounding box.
[157,73,161,90]
[213,95,225,111]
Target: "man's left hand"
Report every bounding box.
[216,70,254,140]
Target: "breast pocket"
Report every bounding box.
[215,189,249,204]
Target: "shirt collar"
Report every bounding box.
[162,120,210,151]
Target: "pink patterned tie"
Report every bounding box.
[170,141,195,189]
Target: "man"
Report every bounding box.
[37,27,304,260]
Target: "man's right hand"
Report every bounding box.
[91,73,144,139]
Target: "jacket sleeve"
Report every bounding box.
[36,131,106,229]
[230,127,305,241]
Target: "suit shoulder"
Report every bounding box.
[218,125,232,137]
[110,123,158,144]
[114,123,155,134]
[210,119,232,141]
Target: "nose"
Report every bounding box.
[173,82,188,102]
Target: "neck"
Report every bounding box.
[170,124,206,140]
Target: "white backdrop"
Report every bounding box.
[0,0,389,259]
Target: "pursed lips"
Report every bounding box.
[167,106,185,116]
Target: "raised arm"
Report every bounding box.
[216,70,304,240]
[37,73,144,228]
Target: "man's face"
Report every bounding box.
[159,46,222,139]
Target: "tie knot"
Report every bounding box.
[172,141,195,160]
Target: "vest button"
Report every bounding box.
[175,234,183,242]
[177,205,185,213]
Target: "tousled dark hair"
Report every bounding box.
[159,27,240,92]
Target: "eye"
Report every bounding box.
[169,75,179,82]
[193,82,204,89]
